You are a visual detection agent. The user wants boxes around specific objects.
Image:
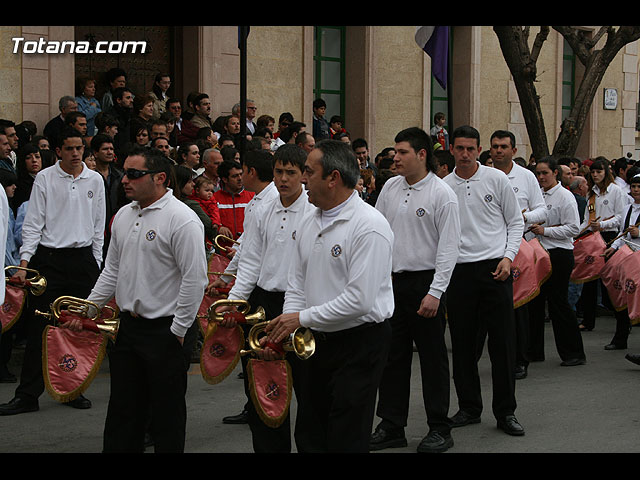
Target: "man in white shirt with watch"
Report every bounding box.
[85,146,208,452]
[443,125,525,437]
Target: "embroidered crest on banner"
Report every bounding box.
[58,354,78,373]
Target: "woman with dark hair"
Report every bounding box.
[528,156,586,366]
[172,165,217,245]
[101,67,127,112]
[13,143,42,213]
[579,156,628,331]
[130,119,150,147]
[148,73,171,119]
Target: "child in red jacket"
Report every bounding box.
[189,176,221,230]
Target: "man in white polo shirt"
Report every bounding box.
[263,139,394,453]
[370,127,459,453]
[487,130,547,381]
[85,145,208,452]
[443,125,525,437]
[0,127,105,416]
[225,144,313,452]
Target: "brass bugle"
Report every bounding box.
[241,321,316,360]
[208,271,237,279]
[35,295,120,342]
[214,234,240,252]
[205,298,266,325]
[5,266,47,296]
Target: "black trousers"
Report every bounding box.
[375,270,451,435]
[580,231,617,330]
[611,309,631,347]
[446,259,517,419]
[103,313,187,453]
[243,286,306,454]
[297,320,391,453]
[528,248,586,362]
[15,245,100,401]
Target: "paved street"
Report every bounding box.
[0,314,638,454]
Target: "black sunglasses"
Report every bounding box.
[124,168,161,179]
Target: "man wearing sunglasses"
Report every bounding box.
[84,145,208,452]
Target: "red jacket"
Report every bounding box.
[212,188,255,239]
[188,193,221,228]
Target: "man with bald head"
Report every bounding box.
[199,148,224,192]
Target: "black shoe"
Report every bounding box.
[450,410,481,428]
[625,353,640,366]
[515,365,528,380]
[64,394,92,409]
[0,397,39,416]
[560,357,586,366]
[497,415,525,436]
[604,343,627,350]
[237,372,244,379]
[416,431,453,453]
[369,425,407,451]
[223,410,248,424]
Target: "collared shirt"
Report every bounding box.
[443,162,524,263]
[20,161,105,265]
[614,176,630,195]
[228,189,313,299]
[375,172,460,299]
[87,189,208,337]
[504,161,547,226]
[222,182,279,281]
[535,183,580,250]
[612,202,640,250]
[580,182,627,233]
[283,191,395,332]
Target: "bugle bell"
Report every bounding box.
[241,321,316,360]
[35,295,120,342]
[5,266,47,296]
[206,298,266,325]
[214,234,240,253]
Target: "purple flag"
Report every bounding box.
[415,26,449,90]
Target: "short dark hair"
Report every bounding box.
[64,111,87,126]
[0,119,16,136]
[314,139,360,189]
[272,144,306,172]
[90,133,114,152]
[95,112,120,132]
[113,87,133,102]
[394,127,435,172]
[193,93,210,108]
[280,121,306,143]
[434,150,455,172]
[352,138,368,151]
[313,98,327,110]
[217,160,242,180]
[0,168,17,188]
[126,144,173,187]
[278,112,294,125]
[106,67,126,84]
[451,125,481,147]
[59,126,83,146]
[490,130,516,149]
[243,149,274,182]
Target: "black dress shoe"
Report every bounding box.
[64,394,92,409]
[223,410,248,424]
[450,410,481,428]
[416,431,453,453]
[369,425,407,451]
[497,415,525,436]
[0,373,17,383]
[515,364,528,380]
[560,357,586,366]
[625,353,640,366]
[604,343,627,350]
[0,396,39,416]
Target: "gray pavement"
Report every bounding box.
[0,314,638,453]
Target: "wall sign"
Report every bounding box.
[604,88,618,110]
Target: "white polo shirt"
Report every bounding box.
[375,172,460,299]
[580,182,627,233]
[228,189,313,300]
[503,161,547,226]
[221,182,279,281]
[87,189,209,337]
[20,161,106,266]
[0,187,8,304]
[535,183,580,250]
[611,202,640,250]
[283,191,395,332]
[444,162,524,263]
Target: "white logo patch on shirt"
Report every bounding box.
[87,190,93,198]
[146,230,157,241]
[331,244,342,257]
[484,194,493,203]
[416,208,426,217]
